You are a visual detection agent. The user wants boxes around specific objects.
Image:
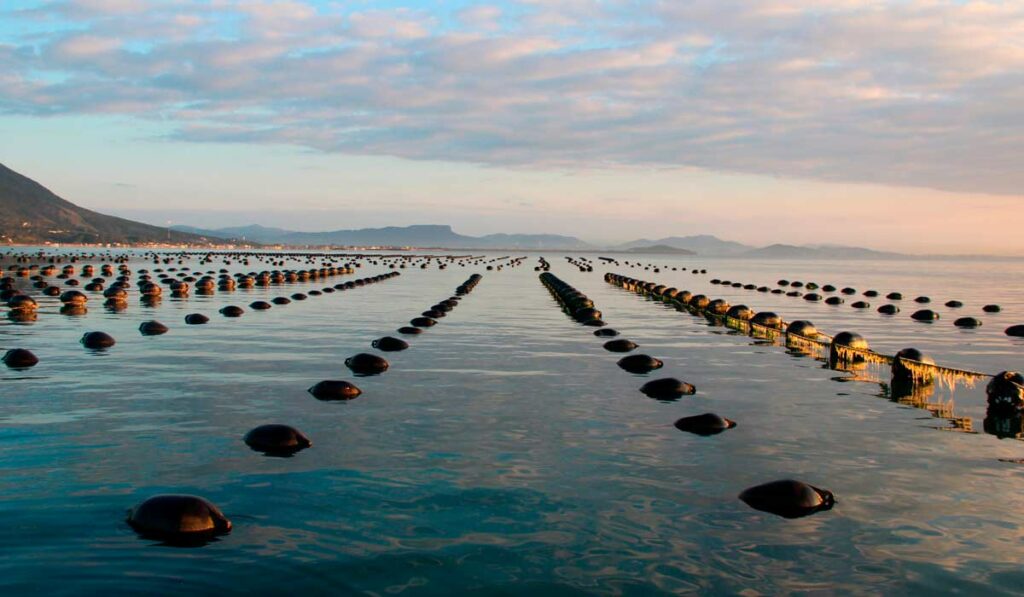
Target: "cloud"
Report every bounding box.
[1,0,1023,196]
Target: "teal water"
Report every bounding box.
[2,250,1024,595]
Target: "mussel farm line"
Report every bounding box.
[539,270,835,517]
[604,272,1024,435]
[342,273,484,378]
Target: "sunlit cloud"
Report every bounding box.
[2,0,1022,196]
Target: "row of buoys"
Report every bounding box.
[344,273,483,377]
[121,264,484,543]
[708,277,1018,333]
[2,270,404,370]
[544,272,827,518]
[609,271,1024,420]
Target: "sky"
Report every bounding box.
[0,0,1022,254]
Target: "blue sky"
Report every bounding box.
[1,0,1022,253]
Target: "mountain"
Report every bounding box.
[617,234,752,256]
[740,243,903,260]
[625,244,697,255]
[171,223,593,249]
[0,163,223,245]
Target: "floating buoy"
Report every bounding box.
[220,306,244,317]
[739,480,835,519]
[617,354,663,374]
[139,321,169,336]
[272,297,291,305]
[851,301,870,309]
[6,294,38,312]
[3,348,38,369]
[1006,325,1024,337]
[750,312,781,328]
[892,348,935,384]
[250,301,272,310]
[673,413,734,435]
[830,331,868,364]
[984,304,1002,313]
[127,494,231,541]
[397,326,423,335]
[594,328,619,337]
[410,317,437,328]
[345,353,389,375]
[726,305,754,320]
[185,313,209,325]
[372,336,409,352]
[914,296,931,304]
[955,317,982,328]
[786,320,818,338]
[244,424,311,456]
[987,371,1024,413]
[640,377,695,399]
[308,380,362,401]
[877,305,899,315]
[603,339,638,353]
[81,331,115,349]
[825,297,844,306]
[887,292,903,300]
[945,300,963,308]
[60,290,88,305]
[911,309,939,322]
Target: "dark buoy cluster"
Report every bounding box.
[539,272,605,326]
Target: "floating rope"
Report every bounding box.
[607,272,994,390]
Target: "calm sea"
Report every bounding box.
[2,250,1024,595]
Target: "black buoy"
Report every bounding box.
[673,413,734,435]
[410,317,437,328]
[594,328,619,337]
[739,480,835,519]
[3,348,38,369]
[372,336,409,352]
[603,339,638,353]
[954,317,982,328]
[987,371,1024,413]
[617,354,663,374]
[308,380,362,401]
[139,321,169,336]
[892,348,935,384]
[851,301,869,309]
[127,495,231,541]
[250,301,272,310]
[911,309,939,322]
[945,300,963,308]
[272,297,292,305]
[220,306,244,317]
[185,313,209,325]
[877,304,900,315]
[345,353,389,375]
[397,326,423,335]
[81,331,115,349]
[786,320,817,338]
[244,424,311,456]
[1006,325,1024,337]
[984,304,1002,313]
[640,377,696,400]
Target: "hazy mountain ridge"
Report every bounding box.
[2,163,995,258]
[172,223,594,250]
[0,163,219,245]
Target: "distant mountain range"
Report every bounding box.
[0,162,991,259]
[170,223,593,250]
[624,244,697,255]
[0,163,219,245]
